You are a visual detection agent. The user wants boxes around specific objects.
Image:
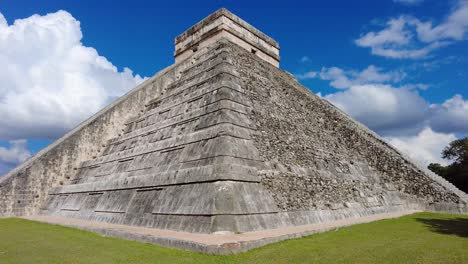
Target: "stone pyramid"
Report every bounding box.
[1,8,466,236]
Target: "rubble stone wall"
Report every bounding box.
[230,43,466,214]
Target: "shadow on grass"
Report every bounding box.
[416,218,468,238]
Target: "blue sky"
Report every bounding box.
[0,0,467,174]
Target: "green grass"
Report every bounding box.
[0,212,467,264]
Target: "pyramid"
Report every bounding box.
[1,8,467,239]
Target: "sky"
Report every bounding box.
[0,0,467,175]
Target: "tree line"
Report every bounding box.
[428,138,468,193]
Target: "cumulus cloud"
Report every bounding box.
[321,82,464,166]
[0,140,31,165]
[299,63,467,138]
[429,94,468,134]
[356,1,468,58]
[297,65,406,89]
[324,84,428,134]
[0,10,146,140]
[385,128,456,166]
[323,82,468,136]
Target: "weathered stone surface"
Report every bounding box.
[229,41,467,217]
[0,8,466,239]
[0,39,233,218]
[174,8,280,67]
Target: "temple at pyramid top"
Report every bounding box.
[174,8,280,67]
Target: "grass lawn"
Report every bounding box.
[0,212,467,264]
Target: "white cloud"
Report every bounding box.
[297,65,406,89]
[0,10,146,140]
[300,56,310,63]
[429,94,468,134]
[356,17,411,48]
[324,84,428,134]
[385,127,456,166]
[301,64,467,139]
[0,13,6,26]
[356,1,468,59]
[413,1,468,42]
[323,85,462,166]
[368,40,448,59]
[400,83,429,90]
[322,83,468,137]
[0,139,31,165]
[393,0,424,5]
[315,74,467,166]
[296,71,317,79]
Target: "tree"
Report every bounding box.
[427,163,448,178]
[442,138,468,164]
[428,138,468,193]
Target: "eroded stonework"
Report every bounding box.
[231,48,462,214]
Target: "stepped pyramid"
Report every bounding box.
[1,8,467,238]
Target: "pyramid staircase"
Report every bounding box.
[43,43,284,233]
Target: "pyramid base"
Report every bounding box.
[22,207,435,255]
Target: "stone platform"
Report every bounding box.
[24,210,419,255]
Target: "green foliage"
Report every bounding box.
[428,137,468,192]
[1,212,468,264]
[428,163,449,178]
[442,138,468,163]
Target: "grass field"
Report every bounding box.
[0,212,467,264]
